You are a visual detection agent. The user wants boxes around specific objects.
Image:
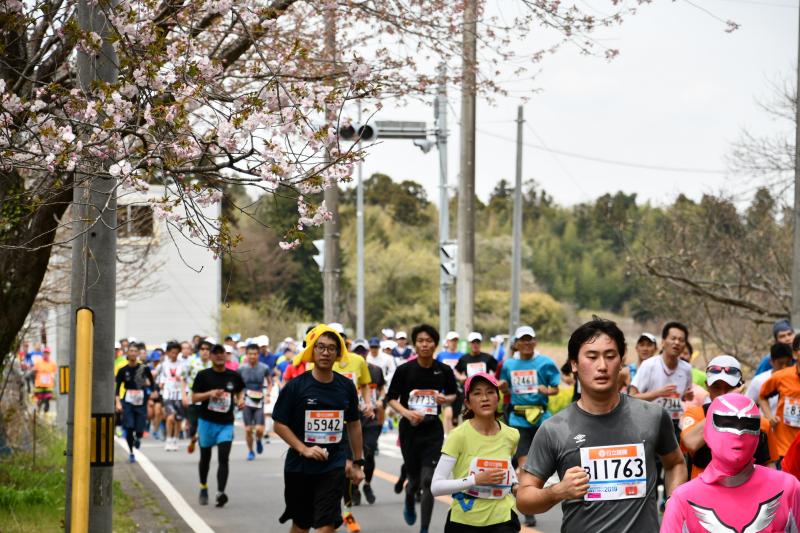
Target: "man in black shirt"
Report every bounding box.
[387,324,457,533]
[454,331,498,383]
[191,344,245,508]
[115,343,155,463]
[273,324,365,532]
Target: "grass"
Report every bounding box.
[0,419,136,533]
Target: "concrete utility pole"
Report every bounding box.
[66,1,118,530]
[456,0,478,337]
[508,106,524,344]
[793,6,800,328]
[356,101,365,339]
[436,64,452,338]
[323,8,341,324]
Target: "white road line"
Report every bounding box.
[115,437,215,533]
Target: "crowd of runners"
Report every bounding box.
[18,316,800,531]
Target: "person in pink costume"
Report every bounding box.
[662,393,800,532]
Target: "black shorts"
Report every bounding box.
[280,469,345,530]
[399,418,443,475]
[444,510,520,533]
[515,426,538,459]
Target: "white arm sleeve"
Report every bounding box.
[431,454,476,497]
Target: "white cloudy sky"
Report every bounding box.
[350,0,797,207]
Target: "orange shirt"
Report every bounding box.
[759,365,800,457]
[34,358,57,390]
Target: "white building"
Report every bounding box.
[114,186,221,345]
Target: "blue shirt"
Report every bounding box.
[755,354,772,375]
[500,355,560,428]
[260,352,279,371]
[436,350,463,370]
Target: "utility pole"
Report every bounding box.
[508,106,524,345]
[323,7,340,324]
[456,0,478,337]
[436,64,452,338]
[66,0,118,530]
[793,5,800,328]
[356,100,365,339]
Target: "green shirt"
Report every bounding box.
[441,420,519,526]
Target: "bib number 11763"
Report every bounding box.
[579,443,646,501]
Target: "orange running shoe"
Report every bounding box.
[187,437,196,454]
[343,512,361,532]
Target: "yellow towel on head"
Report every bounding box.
[292,324,349,366]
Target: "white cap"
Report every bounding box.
[514,326,536,340]
[381,340,397,351]
[381,328,395,339]
[204,337,217,345]
[490,334,505,344]
[351,339,369,352]
[706,355,742,387]
[255,335,270,347]
[114,341,121,349]
[128,336,137,342]
[224,344,234,353]
[236,341,246,348]
[467,331,483,342]
[328,322,345,334]
[396,331,408,339]
[284,337,294,343]
[638,332,658,344]
[446,331,460,341]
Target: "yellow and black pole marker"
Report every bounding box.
[70,307,93,533]
[59,365,69,395]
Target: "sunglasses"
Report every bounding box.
[706,365,741,376]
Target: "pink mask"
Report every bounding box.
[701,393,760,482]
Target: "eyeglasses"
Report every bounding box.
[314,343,338,354]
[706,365,741,376]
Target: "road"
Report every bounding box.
[130,422,563,533]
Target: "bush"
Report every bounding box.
[474,290,566,342]
[219,296,311,342]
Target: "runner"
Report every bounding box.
[185,338,212,453]
[747,342,793,414]
[387,324,457,533]
[431,371,520,532]
[755,319,796,375]
[618,332,657,392]
[517,318,686,532]
[438,331,464,434]
[156,341,187,451]
[392,331,414,361]
[497,325,558,527]
[758,345,800,462]
[146,347,164,439]
[351,338,386,506]
[662,393,800,532]
[32,348,57,413]
[115,343,155,463]
[367,337,396,383]
[455,332,498,382]
[273,324,365,532]
[238,343,270,461]
[680,355,772,479]
[191,343,245,507]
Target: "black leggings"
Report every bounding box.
[406,465,434,529]
[125,430,143,453]
[199,442,232,492]
[364,443,376,483]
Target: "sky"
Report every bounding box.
[351,0,798,208]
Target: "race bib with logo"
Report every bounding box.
[467,362,487,378]
[245,389,264,408]
[510,370,538,395]
[784,398,800,427]
[580,443,646,501]
[657,394,684,420]
[304,410,344,443]
[208,392,231,413]
[408,389,438,415]
[465,458,515,499]
[125,389,144,406]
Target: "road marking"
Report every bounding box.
[115,437,214,533]
[372,467,542,533]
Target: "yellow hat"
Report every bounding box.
[293,324,349,366]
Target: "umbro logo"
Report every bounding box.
[573,434,586,445]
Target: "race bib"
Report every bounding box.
[208,392,231,413]
[304,410,344,443]
[658,394,684,420]
[467,362,487,377]
[245,389,263,408]
[408,389,438,415]
[510,370,538,394]
[125,389,144,406]
[784,398,800,427]
[39,373,53,386]
[580,444,646,501]
[465,458,515,499]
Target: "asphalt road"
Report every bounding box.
[132,423,564,533]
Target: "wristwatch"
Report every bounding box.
[352,458,366,467]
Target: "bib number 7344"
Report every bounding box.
[579,443,646,501]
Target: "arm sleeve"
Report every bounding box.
[522,423,556,480]
[431,454,475,497]
[656,408,680,456]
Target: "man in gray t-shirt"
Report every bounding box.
[238,345,270,460]
[517,318,685,533]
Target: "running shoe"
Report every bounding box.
[199,488,208,506]
[363,484,376,505]
[343,512,361,532]
[256,439,263,454]
[403,500,416,525]
[263,435,270,444]
[187,437,196,454]
[247,450,255,461]
[134,437,141,449]
[215,492,228,508]
[393,478,404,494]
[352,486,361,506]
[128,453,135,463]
